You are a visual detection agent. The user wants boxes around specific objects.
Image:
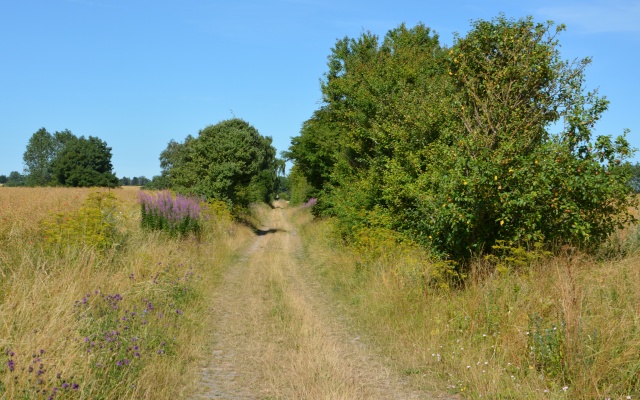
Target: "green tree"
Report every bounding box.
[285,108,341,193]
[166,118,278,207]
[287,165,314,206]
[293,16,636,264]
[23,128,80,186]
[120,176,131,186]
[6,171,26,187]
[52,136,119,187]
[407,15,636,260]
[629,162,640,193]
[23,128,56,186]
[0,175,7,184]
[144,175,171,190]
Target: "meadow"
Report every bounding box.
[293,202,640,399]
[2,186,639,399]
[0,187,253,399]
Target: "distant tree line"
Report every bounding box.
[0,171,27,187]
[119,176,150,186]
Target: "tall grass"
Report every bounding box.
[0,187,253,399]
[293,207,640,399]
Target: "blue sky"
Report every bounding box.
[1,0,638,179]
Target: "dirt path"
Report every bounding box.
[191,205,444,399]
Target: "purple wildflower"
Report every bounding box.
[7,359,15,372]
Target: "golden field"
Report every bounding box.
[0,187,253,399]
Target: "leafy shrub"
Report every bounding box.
[485,241,551,274]
[139,191,202,237]
[42,191,121,249]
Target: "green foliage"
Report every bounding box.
[528,314,568,381]
[5,171,26,187]
[42,191,122,249]
[161,119,279,208]
[287,165,314,206]
[52,135,119,187]
[485,241,551,274]
[22,129,85,187]
[291,15,637,266]
[284,109,341,193]
[23,128,56,186]
[629,162,640,193]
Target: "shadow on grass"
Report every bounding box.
[255,228,286,236]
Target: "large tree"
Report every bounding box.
[51,135,118,187]
[163,118,278,207]
[23,128,55,186]
[23,128,76,186]
[290,16,636,263]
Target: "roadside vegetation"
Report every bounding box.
[287,15,637,266]
[293,202,640,399]
[285,13,640,399]
[2,12,639,400]
[0,187,254,399]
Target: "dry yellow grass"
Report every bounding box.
[4,187,637,398]
[0,187,253,399]
[296,207,640,399]
[193,203,446,399]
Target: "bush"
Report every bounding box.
[42,191,122,249]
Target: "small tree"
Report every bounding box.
[166,118,278,207]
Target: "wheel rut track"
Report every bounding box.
[192,206,451,399]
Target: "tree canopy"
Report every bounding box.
[159,118,279,207]
[51,135,119,187]
[22,128,118,187]
[288,15,637,264]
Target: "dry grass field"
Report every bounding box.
[2,187,639,399]
[0,187,254,399]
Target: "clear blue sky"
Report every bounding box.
[1,0,638,179]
